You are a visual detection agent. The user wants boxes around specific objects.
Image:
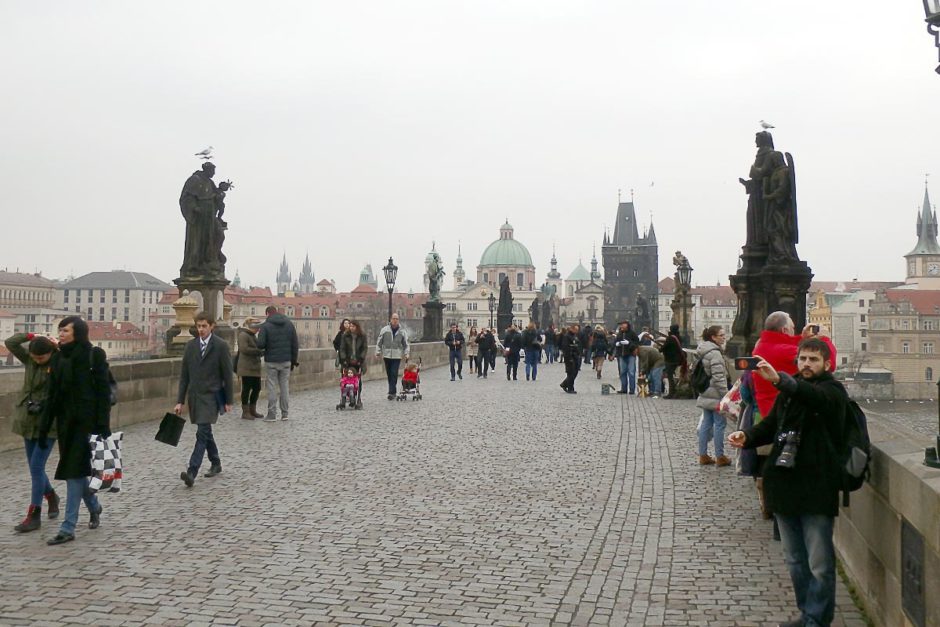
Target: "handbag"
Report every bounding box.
[155,412,186,447]
[88,432,123,493]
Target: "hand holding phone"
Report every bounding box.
[734,356,760,371]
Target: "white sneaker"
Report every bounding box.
[280,414,289,421]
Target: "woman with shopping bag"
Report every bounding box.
[37,316,110,545]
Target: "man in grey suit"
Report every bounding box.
[175,312,233,487]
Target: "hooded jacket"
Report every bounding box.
[257,313,299,364]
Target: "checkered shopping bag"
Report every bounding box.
[88,432,123,493]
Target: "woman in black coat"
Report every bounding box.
[38,316,110,545]
[503,325,523,381]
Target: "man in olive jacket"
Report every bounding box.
[176,312,233,487]
[729,338,850,627]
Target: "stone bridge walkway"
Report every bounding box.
[0,362,866,626]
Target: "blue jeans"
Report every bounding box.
[60,477,100,536]
[698,408,726,457]
[524,350,539,379]
[775,513,836,627]
[384,358,401,394]
[188,423,220,478]
[618,355,636,392]
[24,437,55,506]
[649,366,664,395]
[449,349,462,378]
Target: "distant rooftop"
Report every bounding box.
[63,271,172,291]
[0,271,56,288]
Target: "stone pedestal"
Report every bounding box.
[422,301,445,341]
[171,276,235,348]
[727,257,813,358]
[669,289,694,348]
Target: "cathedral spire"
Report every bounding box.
[548,242,561,279]
[590,244,600,280]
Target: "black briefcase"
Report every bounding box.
[155,412,186,447]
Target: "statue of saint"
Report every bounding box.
[426,251,445,303]
[179,162,229,279]
[529,296,541,328]
[634,292,650,327]
[739,131,775,248]
[497,276,513,315]
[764,151,800,264]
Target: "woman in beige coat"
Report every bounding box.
[236,318,264,419]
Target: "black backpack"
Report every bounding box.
[837,399,872,506]
[691,349,717,395]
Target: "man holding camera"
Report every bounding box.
[728,337,850,627]
[444,323,465,381]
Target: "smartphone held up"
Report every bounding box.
[734,356,760,371]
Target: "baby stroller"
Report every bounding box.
[336,363,363,410]
[397,359,422,401]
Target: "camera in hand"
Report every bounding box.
[775,430,801,468]
[734,356,760,371]
[26,400,44,416]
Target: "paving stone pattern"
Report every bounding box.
[0,361,867,626]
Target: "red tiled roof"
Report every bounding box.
[87,321,148,341]
[883,289,940,315]
[351,284,378,294]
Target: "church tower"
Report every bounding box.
[298,254,316,294]
[276,254,291,297]
[904,185,940,288]
[453,243,466,289]
[590,244,601,282]
[546,244,563,294]
[602,199,658,329]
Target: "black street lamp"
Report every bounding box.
[382,257,398,322]
[488,292,496,329]
[922,0,940,73]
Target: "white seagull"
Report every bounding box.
[759,120,775,130]
[194,146,214,159]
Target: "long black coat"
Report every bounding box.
[177,335,234,425]
[40,343,111,480]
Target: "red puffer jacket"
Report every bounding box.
[752,330,837,417]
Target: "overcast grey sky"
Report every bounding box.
[2,1,939,292]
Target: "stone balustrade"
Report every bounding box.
[0,342,448,454]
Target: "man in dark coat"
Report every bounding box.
[660,324,686,399]
[257,305,299,422]
[613,321,640,394]
[38,316,110,545]
[558,323,582,393]
[444,323,465,381]
[502,325,523,381]
[475,328,496,379]
[176,312,234,487]
[729,338,850,627]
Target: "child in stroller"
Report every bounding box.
[397,361,422,401]
[336,364,363,410]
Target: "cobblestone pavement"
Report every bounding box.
[0,361,867,626]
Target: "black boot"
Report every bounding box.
[14,505,41,533]
[44,490,60,519]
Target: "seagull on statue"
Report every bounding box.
[195,146,214,159]
[759,120,775,130]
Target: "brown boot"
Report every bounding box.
[14,505,41,533]
[249,403,264,418]
[240,404,254,420]
[715,455,732,467]
[699,455,715,465]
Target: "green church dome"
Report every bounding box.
[479,222,533,267]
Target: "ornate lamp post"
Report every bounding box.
[923,0,940,73]
[671,255,694,346]
[382,257,397,322]
[488,292,496,329]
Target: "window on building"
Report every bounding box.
[87,307,93,319]
[902,319,910,330]
[862,342,867,351]
[112,289,118,304]
[928,367,934,382]
[111,308,117,319]
[123,308,129,321]
[903,342,910,354]
[64,290,69,304]
[860,329,867,337]
[498,272,506,284]
[100,292,105,303]
[516,273,524,286]
[76,289,82,301]
[925,320,935,331]
[868,300,874,307]
[124,289,130,304]
[633,269,639,278]
[860,314,866,323]
[924,342,935,354]
[858,299,865,307]
[483,272,489,283]
[99,307,104,319]
[842,357,848,365]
